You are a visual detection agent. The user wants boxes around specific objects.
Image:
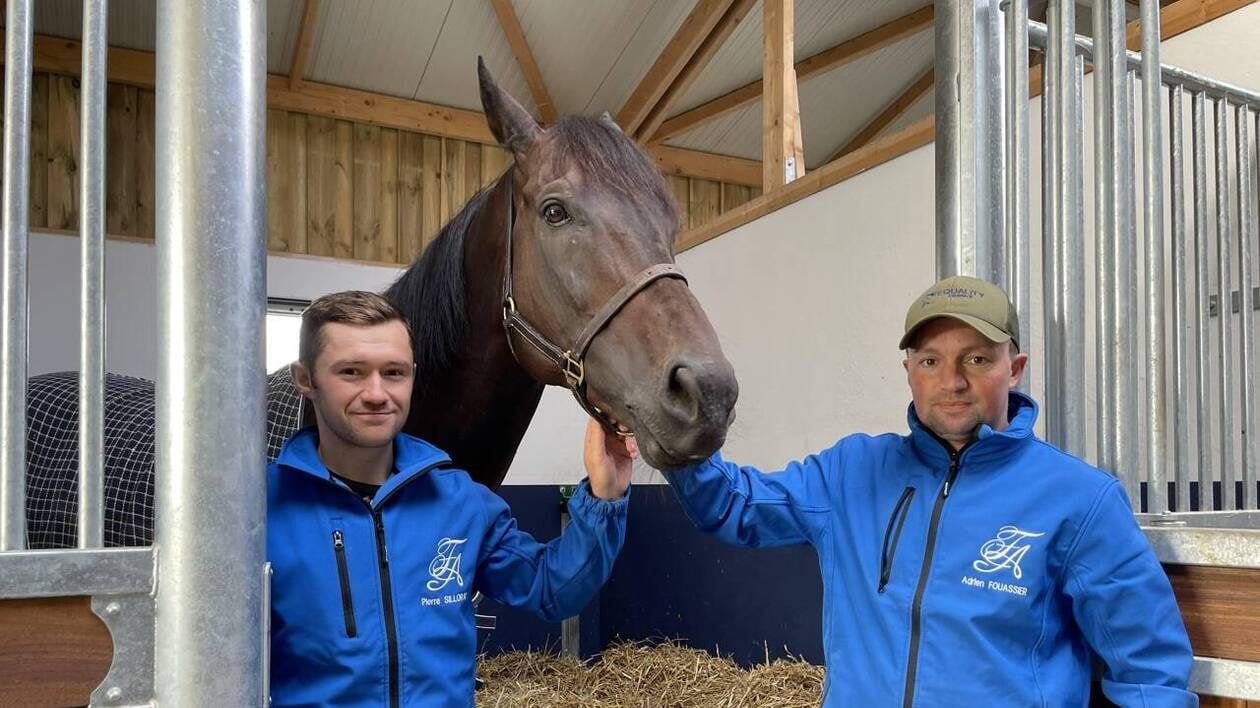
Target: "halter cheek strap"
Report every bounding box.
[498,177,687,435]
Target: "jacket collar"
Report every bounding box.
[276,426,452,505]
[906,391,1039,468]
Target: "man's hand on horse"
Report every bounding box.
[584,418,636,500]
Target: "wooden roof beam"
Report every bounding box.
[652,3,933,142]
[634,0,757,143]
[288,0,320,91]
[490,0,557,123]
[828,66,933,164]
[763,0,804,190]
[617,0,736,136]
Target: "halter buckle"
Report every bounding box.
[502,296,517,324]
[561,351,585,388]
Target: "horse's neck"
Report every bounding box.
[404,180,545,488]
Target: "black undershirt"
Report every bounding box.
[330,470,383,504]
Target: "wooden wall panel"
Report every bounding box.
[0,596,112,707]
[689,178,721,231]
[352,123,383,261]
[29,74,48,229]
[398,131,424,263]
[266,110,306,254]
[379,128,399,264]
[26,73,751,267]
[420,135,443,253]
[481,144,510,187]
[442,138,466,227]
[47,75,80,230]
[105,84,137,235]
[1166,564,1260,663]
[135,88,155,239]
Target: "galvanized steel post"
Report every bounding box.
[154,1,269,703]
[78,0,108,549]
[0,0,33,551]
[1192,91,1213,508]
[1141,0,1168,513]
[1237,105,1256,510]
[1005,0,1030,389]
[936,0,1006,282]
[1214,98,1235,510]
[1169,84,1191,511]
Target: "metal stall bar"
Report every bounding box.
[1238,105,1256,510]
[1215,98,1236,510]
[0,0,33,551]
[78,0,108,549]
[1193,92,1214,509]
[153,1,268,703]
[1041,0,1067,446]
[1006,0,1030,388]
[1093,0,1138,500]
[1124,66,1141,505]
[1069,51,1088,460]
[935,0,1006,281]
[1141,0,1168,513]
[1170,84,1192,511]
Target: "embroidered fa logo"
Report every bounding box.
[972,525,1045,579]
[426,537,467,591]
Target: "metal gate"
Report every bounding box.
[938,0,1260,699]
[0,1,267,704]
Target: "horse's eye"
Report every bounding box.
[540,200,570,226]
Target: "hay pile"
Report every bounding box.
[475,640,824,707]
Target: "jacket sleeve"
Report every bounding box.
[661,445,837,548]
[474,479,628,623]
[1063,481,1197,707]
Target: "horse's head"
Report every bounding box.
[478,60,738,469]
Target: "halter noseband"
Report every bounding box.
[499,177,686,437]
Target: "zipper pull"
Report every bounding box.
[333,529,344,549]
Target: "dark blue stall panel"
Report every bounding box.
[478,485,600,657]
[599,484,824,667]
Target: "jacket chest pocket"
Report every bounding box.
[331,528,358,638]
[878,486,916,593]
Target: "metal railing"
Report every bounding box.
[0,1,268,704]
[1002,1,1260,515]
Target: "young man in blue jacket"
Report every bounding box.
[267,290,634,707]
[647,276,1195,707]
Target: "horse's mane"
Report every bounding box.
[384,115,676,381]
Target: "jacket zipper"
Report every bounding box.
[332,530,358,638]
[901,443,967,708]
[878,487,916,593]
[368,503,401,708]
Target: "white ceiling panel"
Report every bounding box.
[27,0,156,53]
[268,0,305,75]
[514,0,693,116]
[413,0,533,114]
[307,0,450,100]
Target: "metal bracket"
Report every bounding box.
[90,592,156,707]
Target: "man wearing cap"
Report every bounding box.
[637,276,1195,706]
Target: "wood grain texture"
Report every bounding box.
[0,596,112,706]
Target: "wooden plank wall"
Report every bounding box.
[20,72,747,265]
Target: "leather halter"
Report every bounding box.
[499,177,686,436]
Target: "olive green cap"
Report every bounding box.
[899,275,1020,351]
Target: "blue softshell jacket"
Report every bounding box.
[268,427,629,707]
[664,392,1195,707]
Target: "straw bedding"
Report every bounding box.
[476,640,824,707]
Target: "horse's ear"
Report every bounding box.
[599,111,623,133]
[478,57,540,158]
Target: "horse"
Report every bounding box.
[23,60,739,548]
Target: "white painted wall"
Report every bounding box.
[28,6,1260,486]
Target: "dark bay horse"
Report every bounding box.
[23,61,738,546]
